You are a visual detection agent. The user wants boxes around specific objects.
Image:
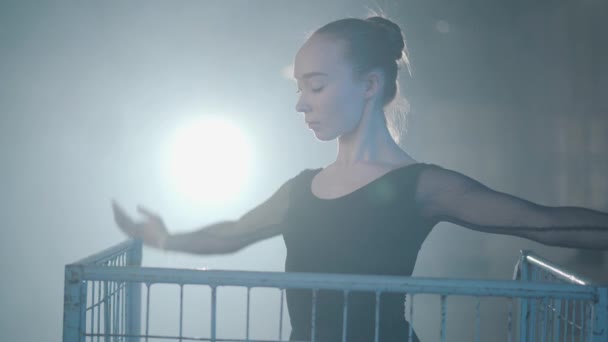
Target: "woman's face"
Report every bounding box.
[293,34,367,141]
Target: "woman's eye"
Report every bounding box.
[295,86,323,94]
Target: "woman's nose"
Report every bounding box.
[295,97,311,114]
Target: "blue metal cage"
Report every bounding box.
[63,240,607,342]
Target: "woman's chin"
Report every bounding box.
[312,131,337,142]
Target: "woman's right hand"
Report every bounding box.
[112,201,170,249]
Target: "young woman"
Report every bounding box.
[113,16,608,342]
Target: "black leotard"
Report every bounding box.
[282,163,437,341]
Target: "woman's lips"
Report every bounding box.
[306,121,320,129]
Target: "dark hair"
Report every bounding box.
[313,16,411,141]
[314,17,409,106]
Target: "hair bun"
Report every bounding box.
[365,16,405,61]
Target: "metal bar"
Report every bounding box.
[114,280,119,341]
[522,252,590,285]
[109,259,114,342]
[342,291,349,342]
[474,298,480,342]
[246,287,250,342]
[541,297,548,342]
[593,287,608,342]
[518,257,529,342]
[592,288,608,342]
[553,298,562,342]
[179,285,184,342]
[75,240,138,265]
[78,267,597,300]
[104,281,110,342]
[585,301,592,342]
[90,281,95,340]
[580,301,585,342]
[145,284,151,342]
[564,299,569,340]
[122,280,126,342]
[125,241,142,342]
[97,280,101,342]
[572,299,577,342]
[374,291,381,342]
[120,256,125,341]
[86,332,303,341]
[408,294,414,342]
[63,265,86,342]
[278,288,284,342]
[440,295,447,342]
[311,289,317,342]
[507,298,513,342]
[211,286,217,342]
[529,297,537,340]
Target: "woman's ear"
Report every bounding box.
[363,70,383,100]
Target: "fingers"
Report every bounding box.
[137,205,161,220]
[112,201,134,228]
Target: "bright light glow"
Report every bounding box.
[165,116,254,203]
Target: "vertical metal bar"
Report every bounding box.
[120,255,125,341]
[374,291,381,342]
[108,261,112,341]
[342,291,349,342]
[122,281,126,342]
[117,282,121,341]
[246,287,251,342]
[519,296,528,342]
[211,286,217,342]
[179,284,184,342]
[579,301,584,342]
[571,299,577,342]
[529,297,537,341]
[111,261,115,342]
[507,298,513,342]
[408,295,414,342]
[474,298,480,342]
[109,262,114,341]
[585,302,592,342]
[63,265,86,342]
[519,251,530,342]
[563,299,569,341]
[591,288,608,342]
[311,289,317,342]
[114,280,119,341]
[440,295,447,342]
[540,297,548,342]
[90,281,95,340]
[518,252,530,342]
[519,252,530,281]
[279,288,284,341]
[553,298,562,342]
[116,282,120,342]
[117,282,121,342]
[97,280,101,342]
[104,281,110,342]
[145,284,151,342]
[126,240,142,342]
[546,297,552,342]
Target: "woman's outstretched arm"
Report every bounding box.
[415,165,608,250]
[113,177,294,255]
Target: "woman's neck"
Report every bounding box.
[334,108,405,166]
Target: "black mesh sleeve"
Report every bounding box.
[414,165,608,250]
